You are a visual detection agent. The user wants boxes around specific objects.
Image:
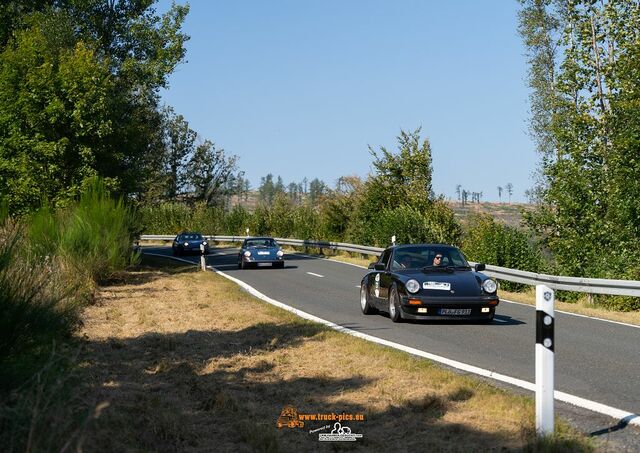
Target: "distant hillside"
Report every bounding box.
[229,193,532,228]
[447,201,532,228]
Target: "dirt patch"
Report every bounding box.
[73,261,592,451]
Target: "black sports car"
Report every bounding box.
[172,232,209,256]
[238,237,285,269]
[360,244,498,322]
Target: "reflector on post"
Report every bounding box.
[536,284,555,436]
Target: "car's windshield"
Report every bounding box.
[245,238,277,247]
[390,246,469,271]
[179,234,203,240]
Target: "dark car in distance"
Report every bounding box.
[172,232,209,256]
[238,237,285,269]
[360,244,498,322]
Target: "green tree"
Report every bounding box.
[184,139,239,206]
[308,178,327,205]
[352,128,436,240]
[161,107,196,199]
[258,174,275,205]
[0,18,114,213]
[519,1,640,282]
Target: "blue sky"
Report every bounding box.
[158,0,536,202]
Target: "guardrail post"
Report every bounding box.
[536,284,555,436]
[200,243,206,271]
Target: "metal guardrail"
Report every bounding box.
[140,235,640,297]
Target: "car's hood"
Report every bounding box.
[399,269,482,297]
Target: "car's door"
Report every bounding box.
[379,249,396,302]
[371,249,392,306]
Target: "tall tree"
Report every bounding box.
[308,178,327,205]
[519,1,640,278]
[505,183,513,203]
[184,139,240,206]
[0,1,190,212]
[162,107,196,199]
[258,174,275,205]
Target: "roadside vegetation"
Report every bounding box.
[1,0,639,450]
[17,256,590,452]
[0,180,138,448]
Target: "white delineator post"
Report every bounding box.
[200,243,206,271]
[536,284,555,436]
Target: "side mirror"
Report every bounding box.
[474,263,486,272]
[374,263,386,271]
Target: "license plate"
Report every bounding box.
[439,308,471,316]
[417,308,428,313]
[257,251,270,255]
[423,281,451,291]
[257,262,271,267]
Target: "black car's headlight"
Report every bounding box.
[276,250,284,257]
[202,241,208,246]
[482,279,497,294]
[244,251,251,257]
[406,279,420,294]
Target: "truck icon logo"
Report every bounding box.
[276,405,305,429]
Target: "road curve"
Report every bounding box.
[144,246,640,418]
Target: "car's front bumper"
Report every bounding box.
[242,256,284,264]
[177,246,209,254]
[399,295,499,320]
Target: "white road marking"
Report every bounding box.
[500,298,640,329]
[293,253,640,329]
[290,252,373,270]
[209,264,639,428]
[306,272,324,278]
[144,251,640,427]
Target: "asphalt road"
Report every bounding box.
[145,246,640,418]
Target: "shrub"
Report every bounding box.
[28,178,137,284]
[0,178,137,386]
[350,202,462,248]
[222,205,251,235]
[463,214,542,291]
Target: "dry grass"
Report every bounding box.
[68,257,594,452]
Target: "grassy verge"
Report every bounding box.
[64,255,593,451]
[0,180,138,451]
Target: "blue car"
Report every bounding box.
[172,232,209,256]
[360,244,499,323]
[238,237,285,269]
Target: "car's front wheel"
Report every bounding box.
[360,283,377,315]
[389,286,402,323]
